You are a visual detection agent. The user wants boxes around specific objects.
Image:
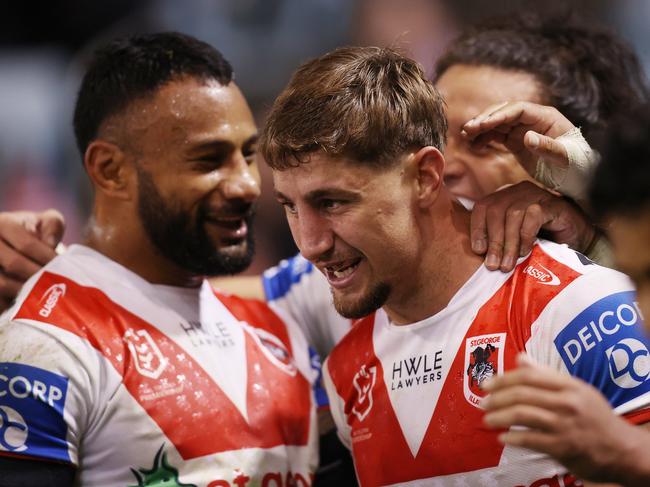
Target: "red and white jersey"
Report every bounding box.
[323,240,650,487]
[0,245,318,486]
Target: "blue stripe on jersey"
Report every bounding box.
[554,290,650,408]
[0,362,70,462]
[262,255,314,301]
[309,347,329,408]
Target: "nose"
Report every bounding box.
[292,208,334,263]
[220,155,261,203]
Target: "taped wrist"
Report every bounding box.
[534,126,599,204]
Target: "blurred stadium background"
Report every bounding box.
[1,0,648,273]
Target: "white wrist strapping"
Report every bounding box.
[534,126,600,203]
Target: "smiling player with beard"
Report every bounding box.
[0,32,318,487]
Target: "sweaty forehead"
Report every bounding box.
[115,78,256,147]
[272,153,399,197]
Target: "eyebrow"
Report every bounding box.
[187,134,258,156]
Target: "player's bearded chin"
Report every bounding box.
[331,281,390,319]
[136,168,256,277]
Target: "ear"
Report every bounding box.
[83,140,135,200]
[413,146,445,208]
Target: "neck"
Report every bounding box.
[384,196,484,325]
[83,206,202,288]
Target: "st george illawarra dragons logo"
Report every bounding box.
[463,333,506,408]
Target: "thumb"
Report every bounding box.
[524,131,569,169]
[37,209,66,248]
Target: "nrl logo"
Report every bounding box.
[463,333,506,408]
[351,364,377,422]
[124,329,168,380]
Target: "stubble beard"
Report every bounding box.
[331,280,391,319]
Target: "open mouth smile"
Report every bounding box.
[322,257,362,287]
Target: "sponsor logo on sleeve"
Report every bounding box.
[0,406,28,452]
[124,329,168,380]
[38,283,66,318]
[0,362,70,462]
[350,364,376,422]
[464,333,506,408]
[554,291,650,407]
[522,263,560,286]
[605,338,650,389]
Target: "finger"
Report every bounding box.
[0,272,24,299]
[482,364,572,393]
[519,203,546,256]
[525,131,569,168]
[0,219,58,268]
[36,209,66,249]
[483,404,558,431]
[0,239,43,280]
[484,203,507,271]
[463,101,517,138]
[470,201,488,254]
[500,204,527,271]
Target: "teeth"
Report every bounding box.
[331,263,356,279]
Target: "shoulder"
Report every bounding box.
[508,240,632,317]
[530,240,635,319]
[0,320,92,466]
[262,254,319,301]
[9,245,138,331]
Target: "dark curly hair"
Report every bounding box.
[73,32,233,156]
[435,11,649,141]
[590,104,650,219]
